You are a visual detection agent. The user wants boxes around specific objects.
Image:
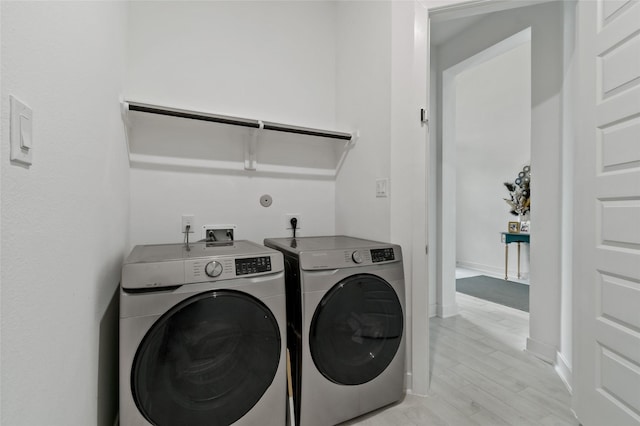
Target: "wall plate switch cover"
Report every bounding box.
[376,178,389,197]
[10,95,33,166]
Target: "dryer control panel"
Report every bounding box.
[185,255,278,282]
[371,248,396,263]
[298,246,402,270]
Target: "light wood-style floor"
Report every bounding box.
[343,292,579,426]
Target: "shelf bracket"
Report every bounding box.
[120,98,132,161]
[335,130,359,176]
[244,120,263,171]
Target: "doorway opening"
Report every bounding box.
[427,0,572,367]
[451,28,532,315]
[433,21,532,318]
[435,23,533,355]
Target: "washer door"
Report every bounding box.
[131,290,281,426]
[309,273,403,385]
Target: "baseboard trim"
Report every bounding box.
[405,371,413,394]
[526,337,557,364]
[406,372,430,397]
[555,351,573,393]
[436,303,459,318]
[429,303,437,318]
[457,260,530,281]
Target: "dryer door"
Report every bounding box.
[309,273,403,385]
[131,290,281,426]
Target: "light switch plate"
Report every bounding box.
[376,178,389,197]
[10,95,33,166]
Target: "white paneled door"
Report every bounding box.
[575,1,640,426]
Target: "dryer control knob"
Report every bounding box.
[205,261,223,277]
[352,250,364,264]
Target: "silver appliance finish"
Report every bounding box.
[264,236,406,426]
[119,240,286,426]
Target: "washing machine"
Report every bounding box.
[119,240,286,426]
[263,236,405,426]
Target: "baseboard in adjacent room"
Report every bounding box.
[436,303,459,318]
[456,260,504,278]
[457,260,530,282]
[429,303,437,318]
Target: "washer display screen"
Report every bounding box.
[131,290,281,426]
[235,256,272,275]
[309,274,403,385]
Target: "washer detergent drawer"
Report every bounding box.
[121,260,185,289]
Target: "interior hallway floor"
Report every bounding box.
[342,292,577,426]
[456,266,530,285]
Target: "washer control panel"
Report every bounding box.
[185,255,276,283]
[122,242,284,289]
[371,248,396,263]
[235,256,272,276]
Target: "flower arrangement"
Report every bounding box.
[504,165,531,217]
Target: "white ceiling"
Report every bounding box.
[430,13,485,46]
[429,0,556,46]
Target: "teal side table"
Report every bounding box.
[501,232,530,280]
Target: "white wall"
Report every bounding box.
[126,1,337,130]
[1,2,129,425]
[433,1,568,365]
[334,1,392,242]
[455,42,531,278]
[125,1,339,246]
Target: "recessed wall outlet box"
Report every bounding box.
[284,214,302,230]
[181,215,195,233]
[202,224,236,242]
[10,95,34,166]
[376,178,389,198]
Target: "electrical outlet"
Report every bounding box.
[202,224,236,242]
[181,215,195,233]
[284,214,302,230]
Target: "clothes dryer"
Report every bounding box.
[264,236,405,426]
[119,241,286,426]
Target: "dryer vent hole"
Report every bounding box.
[260,194,273,208]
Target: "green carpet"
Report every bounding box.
[456,275,529,312]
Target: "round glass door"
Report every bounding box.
[309,274,403,385]
[132,290,281,426]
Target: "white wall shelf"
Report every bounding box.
[121,100,357,177]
